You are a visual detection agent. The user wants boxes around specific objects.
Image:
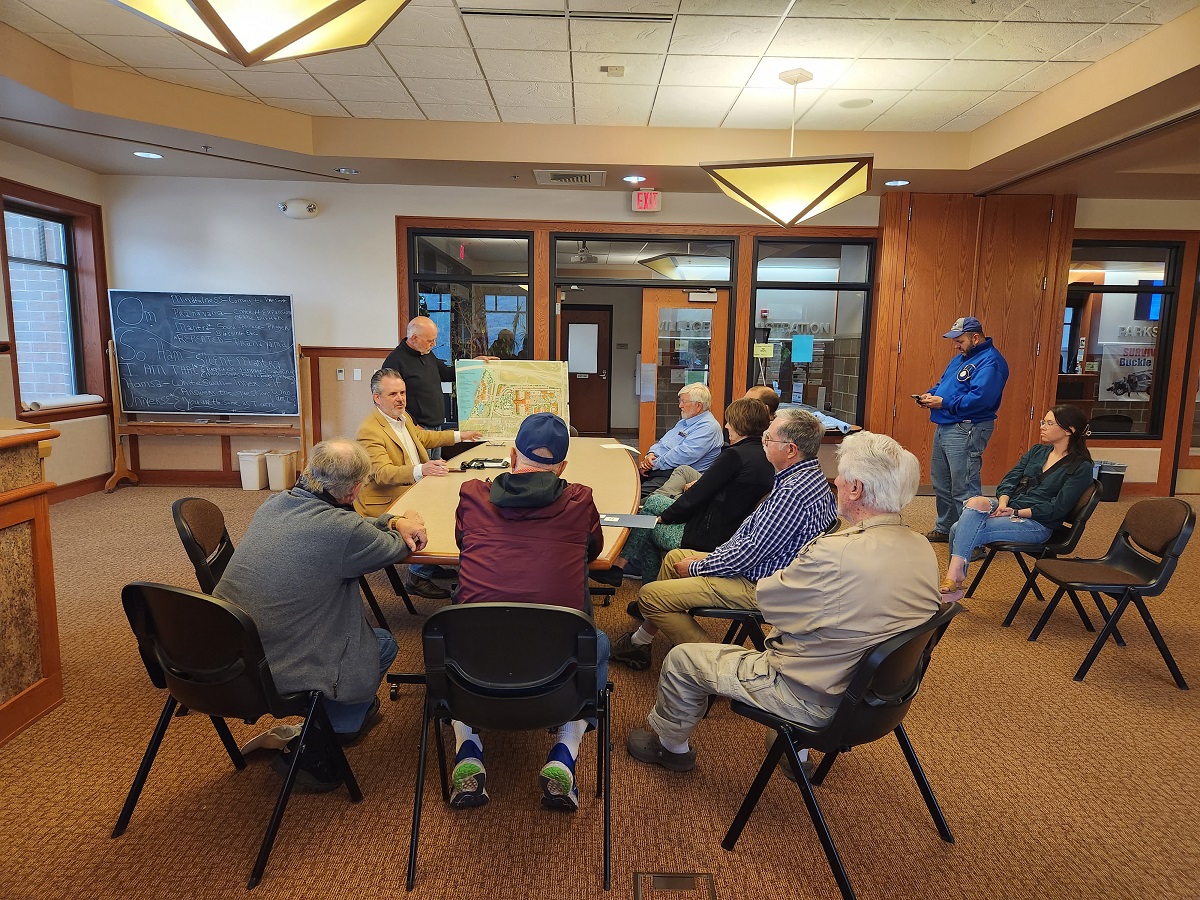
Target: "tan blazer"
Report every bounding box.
[354,407,458,517]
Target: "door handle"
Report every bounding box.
[600,370,607,380]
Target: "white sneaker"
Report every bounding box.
[239,723,303,755]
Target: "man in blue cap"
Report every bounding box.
[917,316,1009,542]
[448,412,608,812]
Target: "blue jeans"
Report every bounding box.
[324,627,398,734]
[932,421,994,534]
[949,506,1051,579]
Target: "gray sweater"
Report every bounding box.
[214,487,411,703]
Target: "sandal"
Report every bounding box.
[939,577,964,595]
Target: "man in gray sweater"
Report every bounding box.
[215,438,426,789]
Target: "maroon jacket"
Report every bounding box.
[454,471,603,611]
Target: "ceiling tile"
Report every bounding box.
[378,45,484,79]
[572,52,665,84]
[569,0,679,11]
[797,88,906,128]
[25,32,123,66]
[189,46,305,72]
[314,75,414,103]
[463,15,569,51]
[747,57,852,88]
[1005,59,1091,90]
[569,19,673,53]
[917,59,1041,91]
[402,77,494,104]
[1133,0,1200,24]
[24,0,166,36]
[574,104,652,125]
[488,80,574,107]
[81,34,209,68]
[680,0,792,13]
[464,0,564,8]
[415,104,500,122]
[865,109,960,130]
[136,67,254,98]
[1012,0,1143,23]
[660,54,758,87]
[648,85,740,126]
[574,83,655,124]
[1054,22,1157,60]
[477,48,571,81]
[937,114,995,131]
[961,90,1038,117]
[861,20,995,59]
[670,15,781,55]
[376,6,472,48]
[498,106,576,124]
[884,89,993,117]
[227,71,335,100]
[787,0,908,17]
[768,18,890,57]
[722,85,817,129]
[958,22,1100,60]
[299,48,393,77]
[0,0,68,33]
[264,98,350,117]
[834,57,946,89]
[341,101,426,118]
[899,0,1027,20]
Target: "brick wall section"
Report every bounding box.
[5,216,74,398]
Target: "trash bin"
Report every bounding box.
[237,449,270,491]
[1093,461,1127,502]
[265,449,298,492]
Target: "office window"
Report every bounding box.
[553,237,734,283]
[749,240,874,425]
[4,206,83,400]
[1059,242,1182,437]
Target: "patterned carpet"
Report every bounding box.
[2,485,1198,900]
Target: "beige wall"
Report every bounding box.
[1075,199,1200,230]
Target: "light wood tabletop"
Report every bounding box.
[388,436,641,567]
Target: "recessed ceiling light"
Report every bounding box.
[133,151,162,159]
[884,179,910,187]
[335,167,359,175]
[839,98,873,109]
[623,175,646,184]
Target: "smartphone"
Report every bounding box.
[911,394,923,403]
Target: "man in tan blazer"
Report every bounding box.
[355,368,483,597]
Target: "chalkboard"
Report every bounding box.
[109,290,299,416]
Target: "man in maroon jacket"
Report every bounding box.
[448,413,609,813]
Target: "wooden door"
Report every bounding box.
[639,288,729,455]
[560,304,612,435]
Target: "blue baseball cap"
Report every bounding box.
[515,413,570,464]
[944,316,984,339]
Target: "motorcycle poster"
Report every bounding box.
[1099,344,1154,400]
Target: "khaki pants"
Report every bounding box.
[648,642,835,747]
[638,548,758,646]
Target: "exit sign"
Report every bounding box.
[633,190,661,212]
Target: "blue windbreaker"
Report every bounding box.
[928,337,1008,425]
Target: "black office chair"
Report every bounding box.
[722,602,962,900]
[1088,414,1134,433]
[113,581,362,890]
[1029,498,1194,688]
[962,481,1104,628]
[172,496,403,631]
[406,603,613,891]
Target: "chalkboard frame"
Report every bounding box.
[108,290,300,417]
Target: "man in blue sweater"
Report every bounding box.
[917,316,1009,542]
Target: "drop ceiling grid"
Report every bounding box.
[0,0,1197,132]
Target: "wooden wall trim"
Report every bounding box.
[136,469,242,487]
[49,474,110,504]
[865,191,910,432]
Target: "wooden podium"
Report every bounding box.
[0,421,62,747]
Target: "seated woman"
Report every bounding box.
[593,397,775,585]
[940,404,1093,599]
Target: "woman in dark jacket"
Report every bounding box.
[594,397,774,584]
[940,404,1093,597]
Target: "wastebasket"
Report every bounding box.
[1093,461,1127,502]
[237,449,270,491]
[265,449,298,492]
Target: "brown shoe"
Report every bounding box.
[627,728,696,772]
[925,530,950,543]
[610,629,652,671]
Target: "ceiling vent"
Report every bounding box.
[534,169,608,187]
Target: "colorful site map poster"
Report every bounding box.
[455,359,570,439]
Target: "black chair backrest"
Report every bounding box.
[422,603,600,732]
[1105,498,1195,595]
[122,581,298,723]
[172,498,235,593]
[1045,480,1102,554]
[816,602,961,750]
[1089,414,1134,433]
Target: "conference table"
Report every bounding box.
[388,436,641,570]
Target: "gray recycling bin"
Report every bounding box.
[1093,461,1127,502]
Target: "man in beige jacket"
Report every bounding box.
[355,368,482,597]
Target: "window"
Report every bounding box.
[1058,242,1182,437]
[748,240,874,425]
[553,237,734,283]
[4,206,83,400]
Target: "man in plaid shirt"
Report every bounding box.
[611,408,837,670]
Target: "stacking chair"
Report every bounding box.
[113,582,362,890]
[406,603,613,891]
[172,496,405,631]
[961,481,1103,629]
[1029,498,1194,688]
[722,602,961,900]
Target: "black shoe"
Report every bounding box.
[610,629,652,670]
[272,737,344,792]
[625,599,644,621]
[589,565,624,587]
[337,696,382,747]
[425,565,457,580]
[406,575,451,599]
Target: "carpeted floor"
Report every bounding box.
[2,485,1199,900]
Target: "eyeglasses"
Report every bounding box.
[1039,419,1059,428]
[762,435,793,446]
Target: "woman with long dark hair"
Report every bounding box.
[940,404,1093,599]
